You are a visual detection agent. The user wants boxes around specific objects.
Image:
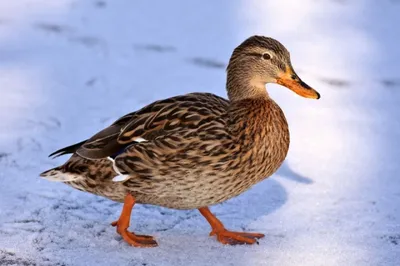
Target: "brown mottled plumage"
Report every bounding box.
[40,36,320,247]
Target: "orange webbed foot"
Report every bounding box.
[210,229,264,245]
[111,220,158,247]
[112,194,158,248]
[199,207,264,246]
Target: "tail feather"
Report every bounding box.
[40,167,80,182]
[49,140,87,158]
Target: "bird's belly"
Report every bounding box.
[128,138,289,209]
[132,160,286,210]
[64,152,287,209]
[64,165,282,210]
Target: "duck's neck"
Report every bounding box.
[226,68,268,102]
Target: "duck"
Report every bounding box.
[40,35,320,248]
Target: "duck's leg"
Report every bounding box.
[198,207,264,245]
[111,193,158,247]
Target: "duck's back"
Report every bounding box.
[75,92,230,159]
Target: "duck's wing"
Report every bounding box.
[48,112,133,159]
[66,93,229,160]
[111,118,233,197]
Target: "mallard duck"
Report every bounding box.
[40,35,320,247]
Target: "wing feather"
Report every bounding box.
[66,93,228,160]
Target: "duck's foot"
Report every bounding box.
[112,194,158,248]
[199,207,264,245]
[210,229,264,245]
[111,221,157,247]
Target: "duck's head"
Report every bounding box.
[226,35,320,101]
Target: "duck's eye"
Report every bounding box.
[262,53,272,60]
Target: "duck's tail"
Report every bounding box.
[41,140,88,182]
[48,140,87,158]
[40,166,81,182]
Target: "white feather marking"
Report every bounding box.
[107,157,130,182]
[134,137,147,143]
[112,175,130,182]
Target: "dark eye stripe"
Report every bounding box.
[245,52,272,60]
[245,52,262,57]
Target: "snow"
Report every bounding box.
[0,0,399,265]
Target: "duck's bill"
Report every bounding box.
[277,72,320,100]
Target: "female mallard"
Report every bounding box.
[41,36,320,247]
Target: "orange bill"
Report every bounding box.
[277,68,320,99]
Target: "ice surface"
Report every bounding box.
[0,0,399,265]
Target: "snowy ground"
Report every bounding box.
[0,0,399,265]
